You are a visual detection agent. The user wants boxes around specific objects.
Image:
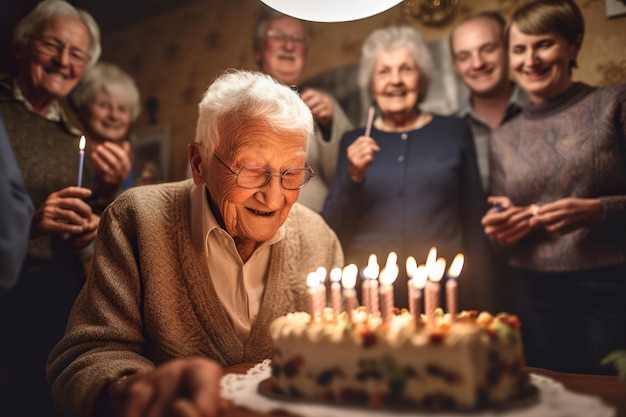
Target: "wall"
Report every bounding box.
[100,0,626,181]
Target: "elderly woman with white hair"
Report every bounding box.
[322,26,494,312]
[0,1,101,415]
[47,70,344,417]
[71,62,141,194]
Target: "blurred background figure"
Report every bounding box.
[0,115,33,295]
[450,11,528,194]
[323,26,494,312]
[0,0,101,415]
[47,70,343,417]
[70,62,141,195]
[253,8,352,212]
[482,0,626,375]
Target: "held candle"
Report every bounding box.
[77,135,86,187]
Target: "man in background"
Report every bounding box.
[253,9,352,213]
[450,11,528,193]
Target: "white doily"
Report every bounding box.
[220,360,616,417]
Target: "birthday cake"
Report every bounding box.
[267,308,533,410]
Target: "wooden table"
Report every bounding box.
[222,363,626,417]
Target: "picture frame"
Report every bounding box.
[130,125,170,186]
[606,0,626,18]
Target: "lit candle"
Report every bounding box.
[379,252,398,324]
[77,135,86,187]
[446,253,464,324]
[341,264,359,324]
[425,248,445,327]
[315,267,327,319]
[306,272,321,321]
[406,256,427,326]
[330,267,343,320]
[363,254,380,316]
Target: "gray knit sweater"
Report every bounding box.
[47,179,344,417]
[490,82,626,271]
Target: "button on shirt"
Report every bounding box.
[197,186,284,343]
[456,83,528,193]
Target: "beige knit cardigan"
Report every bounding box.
[47,179,344,417]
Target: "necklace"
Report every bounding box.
[374,111,433,132]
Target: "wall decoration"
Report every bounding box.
[131,125,171,185]
[606,0,626,18]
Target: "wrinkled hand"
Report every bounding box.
[529,197,603,234]
[92,141,132,188]
[31,186,95,240]
[103,358,224,417]
[300,89,333,129]
[346,135,380,183]
[482,196,535,245]
[69,213,99,249]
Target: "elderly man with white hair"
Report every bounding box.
[47,70,344,417]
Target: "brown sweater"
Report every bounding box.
[47,180,344,417]
[490,82,626,271]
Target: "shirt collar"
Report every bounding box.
[12,79,83,136]
[457,81,528,120]
[13,79,61,122]
[190,183,285,253]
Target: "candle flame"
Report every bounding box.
[79,135,86,151]
[306,272,320,288]
[329,267,342,283]
[428,258,446,283]
[406,256,417,278]
[341,264,358,289]
[385,251,397,269]
[411,265,428,289]
[425,247,437,270]
[316,266,327,283]
[363,253,379,280]
[379,264,398,286]
[448,253,465,279]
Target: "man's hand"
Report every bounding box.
[31,186,95,239]
[300,88,333,129]
[103,357,224,417]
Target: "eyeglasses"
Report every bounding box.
[265,29,308,46]
[28,35,91,66]
[213,153,314,190]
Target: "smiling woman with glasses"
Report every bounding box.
[0,1,103,416]
[47,70,344,417]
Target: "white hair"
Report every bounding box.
[70,62,141,121]
[13,0,101,67]
[195,70,314,157]
[358,26,434,104]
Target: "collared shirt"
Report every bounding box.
[8,79,82,136]
[194,185,284,343]
[457,82,528,193]
[13,79,62,122]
